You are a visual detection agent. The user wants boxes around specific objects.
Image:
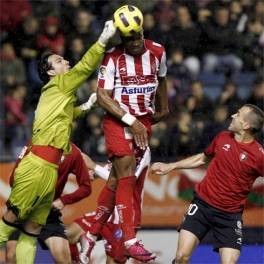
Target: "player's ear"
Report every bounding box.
[243,121,251,130]
[47,69,56,77]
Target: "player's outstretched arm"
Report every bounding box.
[97,89,148,149]
[151,153,207,175]
[61,21,116,95]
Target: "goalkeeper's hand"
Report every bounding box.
[79,93,97,111]
[98,20,117,47]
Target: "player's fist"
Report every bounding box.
[52,199,64,210]
[151,162,173,175]
[98,20,117,47]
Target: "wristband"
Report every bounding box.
[121,113,136,126]
[94,164,110,181]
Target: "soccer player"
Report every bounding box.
[151,104,264,264]
[0,21,116,264]
[68,147,151,264]
[79,5,169,263]
[6,142,93,264]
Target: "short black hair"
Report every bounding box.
[244,104,264,134]
[37,52,53,84]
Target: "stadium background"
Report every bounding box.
[0,0,263,263]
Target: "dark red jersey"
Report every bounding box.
[55,143,91,204]
[196,131,264,213]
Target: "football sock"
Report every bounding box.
[116,176,137,242]
[90,185,115,235]
[16,232,37,264]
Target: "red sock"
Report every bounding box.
[116,176,137,242]
[90,185,115,235]
[134,167,148,229]
[70,244,79,262]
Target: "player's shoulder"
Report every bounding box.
[216,130,232,140]
[144,39,165,55]
[254,141,264,156]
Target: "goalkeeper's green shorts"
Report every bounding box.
[7,152,58,225]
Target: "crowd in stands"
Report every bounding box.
[0,0,263,161]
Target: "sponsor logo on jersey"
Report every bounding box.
[121,75,156,85]
[99,66,106,79]
[239,152,248,161]
[121,86,155,94]
[222,144,231,151]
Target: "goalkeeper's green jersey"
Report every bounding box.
[32,42,104,154]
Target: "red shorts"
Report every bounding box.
[103,114,152,157]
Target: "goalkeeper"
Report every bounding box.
[0,20,116,264]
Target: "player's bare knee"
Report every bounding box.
[52,248,71,264]
[176,251,191,264]
[221,256,239,264]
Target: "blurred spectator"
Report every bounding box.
[167,49,192,103]
[242,3,264,71]
[60,0,85,34]
[10,16,39,61]
[168,5,201,77]
[153,0,176,31]
[4,83,29,157]
[37,16,65,55]
[202,104,229,147]
[189,81,213,122]
[0,0,32,34]
[217,81,244,114]
[68,9,98,48]
[150,121,170,160]
[201,6,243,76]
[0,42,26,89]
[247,78,264,109]
[143,12,168,47]
[65,37,85,65]
[30,0,59,19]
[170,110,201,156]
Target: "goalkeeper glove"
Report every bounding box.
[98,20,116,47]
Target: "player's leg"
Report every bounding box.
[113,155,156,262]
[219,248,240,264]
[66,222,86,244]
[38,209,71,264]
[113,154,137,244]
[45,236,71,264]
[6,230,20,264]
[78,171,117,263]
[174,198,211,264]
[0,209,20,247]
[15,153,58,264]
[174,229,200,264]
[212,210,242,264]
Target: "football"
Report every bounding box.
[113,5,143,37]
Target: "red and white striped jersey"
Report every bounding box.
[97,39,167,116]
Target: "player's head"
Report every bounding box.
[229,104,264,135]
[38,52,71,84]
